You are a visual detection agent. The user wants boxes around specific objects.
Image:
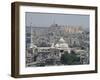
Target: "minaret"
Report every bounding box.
[52,16,57,26]
[30,18,33,48]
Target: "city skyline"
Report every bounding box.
[25,12,90,67]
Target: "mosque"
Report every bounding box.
[31,37,70,53]
[27,37,71,64]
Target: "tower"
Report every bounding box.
[30,21,33,48]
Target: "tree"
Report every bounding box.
[61,51,80,65]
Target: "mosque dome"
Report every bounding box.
[55,37,68,48]
[59,37,65,43]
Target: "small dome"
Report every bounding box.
[30,44,37,48]
[55,44,59,47]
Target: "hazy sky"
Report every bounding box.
[25,12,90,29]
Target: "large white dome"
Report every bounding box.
[59,37,65,43]
[55,37,68,48]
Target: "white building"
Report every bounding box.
[54,37,71,53]
[35,37,71,54]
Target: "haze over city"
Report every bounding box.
[25,12,90,30]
